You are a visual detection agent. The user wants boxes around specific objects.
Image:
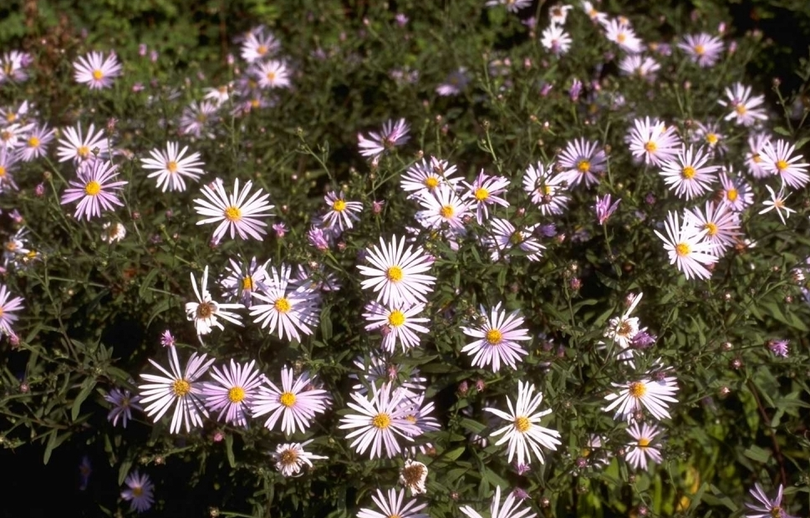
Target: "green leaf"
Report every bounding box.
[72,378,97,422]
[118,458,133,485]
[225,433,236,468]
[743,445,772,464]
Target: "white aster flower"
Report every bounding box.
[653,211,717,281]
[603,374,679,422]
[363,301,430,353]
[194,178,274,243]
[272,439,327,477]
[202,359,264,427]
[459,485,537,518]
[357,488,428,518]
[625,422,663,470]
[250,263,319,342]
[461,302,531,372]
[184,265,244,336]
[357,235,437,307]
[253,366,331,435]
[141,141,205,192]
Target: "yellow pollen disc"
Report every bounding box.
[694,44,705,55]
[776,159,788,171]
[257,45,268,56]
[486,329,502,345]
[735,104,747,115]
[228,387,246,403]
[224,206,241,221]
[280,449,298,465]
[618,320,633,336]
[279,391,296,407]
[424,177,439,189]
[675,242,690,257]
[543,185,553,195]
[196,113,207,123]
[132,487,144,497]
[0,131,9,141]
[166,161,178,173]
[372,413,391,429]
[196,302,214,318]
[474,187,489,201]
[242,277,254,290]
[27,136,39,147]
[682,165,696,179]
[172,379,191,397]
[0,166,5,177]
[266,71,276,82]
[250,98,260,108]
[727,188,738,202]
[274,297,291,313]
[617,33,627,43]
[386,266,403,282]
[92,69,104,80]
[514,416,531,433]
[577,159,591,173]
[706,133,718,145]
[510,232,524,245]
[440,205,455,219]
[638,437,651,448]
[770,507,782,518]
[752,153,761,163]
[84,180,101,196]
[644,141,657,152]
[704,222,718,236]
[628,381,647,399]
[78,145,90,158]
[388,310,405,327]
[6,113,16,122]
[332,199,347,212]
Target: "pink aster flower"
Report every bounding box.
[462,169,510,224]
[203,359,264,427]
[677,33,724,67]
[460,302,531,372]
[0,283,24,338]
[627,117,681,166]
[73,51,122,89]
[252,366,331,435]
[60,159,128,221]
[760,139,810,189]
[358,118,410,159]
[193,178,275,242]
[745,484,796,518]
[558,138,606,188]
[595,193,621,224]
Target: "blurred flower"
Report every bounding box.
[718,83,767,127]
[104,388,142,428]
[594,193,620,224]
[121,471,155,513]
[0,284,24,338]
[759,185,795,225]
[460,486,536,518]
[745,133,772,178]
[252,59,291,89]
[73,51,122,89]
[549,4,572,25]
[603,18,643,53]
[194,178,274,242]
[179,100,220,138]
[677,33,724,67]
[745,484,796,518]
[768,339,789,358]
[220,256,269,307]
[358,118,410,159]
[436,68,470,96]
[78,455,92,491]
[0,51,30,84]
[618,54,660,79]
[272,439,327,477]
[141,142,205,192]
[461,302,531,372]
[241,27,280,63]
[19,123,55,162]
[160,330,175,347]
[541,24,572,56]
[100,222,126,243]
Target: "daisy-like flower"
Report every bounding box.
[358,118,410,159]
[252,59,291,89]
[363,301,429,353]
[618,54,660,79]
[460,485,536,518]
[604,292,643,358]
[484,381,561,467]
[2,229,30,268]
[0,146,19,192]
[121,471,155,513]
[581,1,608,24]
[179,100,219,139]
[399,459,428,496]
[357,235,437,307]
[0,51,30,84]
[73,51,122,89]
[603,374,679,421]
[760,139,810,189]
[138,346,215,433]
[400,156,462,197]
[484,218,545,262]
[338,382,421,459]
[416,184,471,232]
[0,122,33,150]
[194,178,274,242]
[60,159,127,221]
[271,439,328,477]
[719,83,767,127]
[759,185,795,225]
[357,488,428,518]
[558,138,606,188]
[184,265,244,336]
[203,359,264,427]
[653,210,717,280]
[659,145,719,200]
[56,122,110,164]
[19,123,55,162]
[252,366,330,435]
[692,121,726,156]
[0,284,23,338]
[241,27,280,62]
[746,133,772,178]
[461,302,531,372]
[322,191,363,231]
[141,142,205,192]
[625,422,663,470]
[718,170,753,211]
[100,222,126,243]
[104,388,142,428]
[220,256,269,307]
[549,3,573,25]
[250,263,319,342]
[540,24,573,56]
[686,201,741,255]
[485,0,532,13]
[745,484,796,518]
[462,170,509,224]
[522,162,570,215]
[677,33,723,67]
[203,84,232,106]
[603,18,643,53]
[627,117,681,166]
[436,68,470,96]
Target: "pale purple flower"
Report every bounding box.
[768,339,789,358]
[60,159,127,221]
[73,51,122,89]
[252,366,330,435]
[358,118,410,159]
[745,484,796,518]
[595,194,621,224]
[203,359,264,427]
[121,471,154,513]
[104,388,142,428]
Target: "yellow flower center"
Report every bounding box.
[776,159,788,171]
[332,199,347,212]
[644,141,657,152]
[388,310,405,327]
[770,507,782,518]
[735,104,747,115]
[172,379,191,397]
[280,449,298,465]
[196,302,214,318]
[752,153,761,163]
[424,177,439,189]
[486,329,502,345]
[577,159,591,173]
[242,277,254,290]
[510,231,524,245]
[27,136,39,148]
[228,387,246,403]
[78,145,90,158]
[682,166,696,179]
[92,69,104,81]
[85,180,101,196]
[474,187,489,201]
[514,416,531,433]
[224,206,241,221]
[704,222,718,236]
[617,33,627,43]
[694,44,705,55]
[280,391,296,407]
[638,437,651,448]
[6,113,16,122]
[266,71,276,82]
[706,133,718,145]
[440,205,455,219]
[166,161,178,173]
[257,45,268,56]
[274,297,291,313]
[372,413,391,429]
[196,113,207,123]
[386,266,403,282]
[0,166,5,177]
[628,382,647,399]
[675,242,690,257]
[727,188,738,202]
